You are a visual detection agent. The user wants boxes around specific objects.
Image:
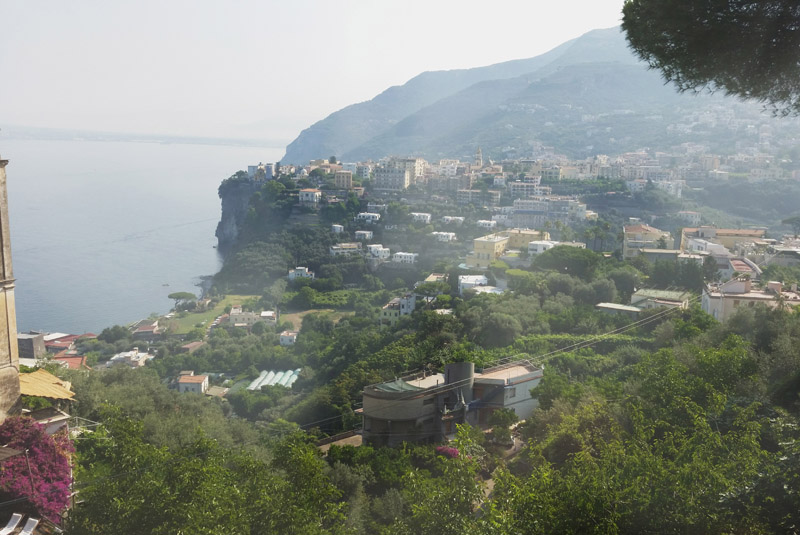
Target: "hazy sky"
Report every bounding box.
[0,0,624,144]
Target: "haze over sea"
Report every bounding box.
[2,138,283,334]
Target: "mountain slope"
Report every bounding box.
[281,29,622,163]
[342,61,693,161]
[283,26,779,163]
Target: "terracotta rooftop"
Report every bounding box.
[177,374,208,384]
[54,355,90,370]
[624,224,664,233]
[683,227,766,237]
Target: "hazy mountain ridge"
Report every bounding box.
[283,26,792,163]
[281,31,588,163]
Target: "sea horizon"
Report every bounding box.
[1,137,283,334]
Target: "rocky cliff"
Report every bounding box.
[215,177,259,255]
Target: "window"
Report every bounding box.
[508,387,517,399]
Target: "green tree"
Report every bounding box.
[650,260,677,288]
[702,255,719,282]
[167,291,196,309]
[782,215,800,239]
[623,0,800,115]
[677,258,704,292]
[394,429,484,535]
[489,408,519,445]
[533,246,602,281]
[97,324,130,343]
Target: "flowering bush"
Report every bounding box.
[435,445,459,458]
[0,416,74,523]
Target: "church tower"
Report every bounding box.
[475,147,483,169]
[0,156,21,421]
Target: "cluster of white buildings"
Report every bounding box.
[702,278,800,322]
[107,347,154,368]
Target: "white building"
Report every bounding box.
[356,212,381,223]
[702,279,800,322]
[458,275,488,296]
[380,294,417,325]
[107,347,154,368]
[288,267,315,281]
[431,232,457,242]
[441,216,465,225]
[362,361,543,446]
[411,212,432,224]
[392,252,418,264]
[299,188,322,204]
[374,167,411,191]
[279,331,299,346]
[528,240,557,255]
[477,220,497,229]
[677,211,701,226]
[492,214,512,227]
[355,230,374,240]
[367,244,391,260]
[228,309,277,328]
[686,238,730,256]
[367,202,387,213]
[331,224,344,234]
[177,372,209,394]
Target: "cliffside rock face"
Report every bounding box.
[215,180,259,255]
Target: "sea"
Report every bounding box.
[0,138,283,334]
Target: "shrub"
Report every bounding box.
[0,417,74,522]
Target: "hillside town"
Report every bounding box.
[6,0,800,531]
[17,144,800,451]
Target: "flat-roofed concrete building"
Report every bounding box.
[380,294,416,325]
[623,223,672,259]
[334,170,353,189]
[631,289,692,310]
[330,242,363,257]
[466,234,508,269]
[288,266,315,281]
[702,278,800,322]
[362,361,543,446]
[374,167,411,191]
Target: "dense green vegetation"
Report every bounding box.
[65,302,800,533]
[689,179,800,228]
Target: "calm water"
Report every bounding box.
[1,139,282,334]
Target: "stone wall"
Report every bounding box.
[0,157,21,421]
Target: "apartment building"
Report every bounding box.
[702,278,800,322]
[622,223,672,259]
[334,170,353,189]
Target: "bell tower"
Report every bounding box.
[475,147,483,169]
[0,155,21,420]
